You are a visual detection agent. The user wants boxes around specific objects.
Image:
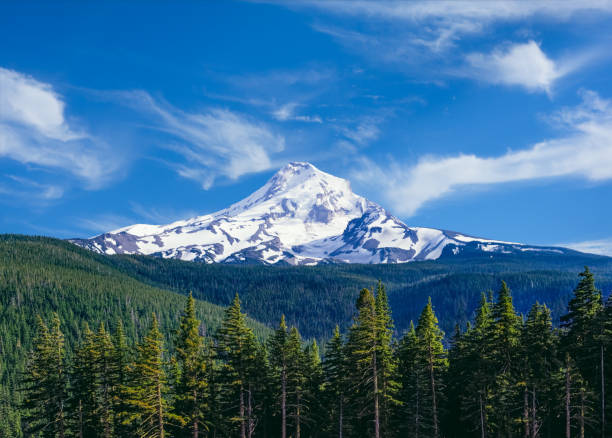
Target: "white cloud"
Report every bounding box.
[0,67,121,189]
[302,1,612,51]
[341,117,382,146]
[116,91,286,188]
[560,238,612,256]
[272,102,322,123]
[465,41,562,93]
[351,90,612,216]
[0,67,80,140]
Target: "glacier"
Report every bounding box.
[71,162,571,265]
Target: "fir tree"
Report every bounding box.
[374,281,399,436]
[216,294,260,438]
[345,288,381,438]
[22,314,68,438]
[561,267,603,435]
[269,315,290,438]
[323,326,347,438]
[521,303,561,438]
[415,297,447,438]
[489,281,522,437]
[396,321,422,437]
[125,314,174,438]
[70,323,100,438]
[174,293,208,438]
[286,326,306,438]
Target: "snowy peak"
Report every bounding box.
[71,162,573,265]
[224,161,371,223]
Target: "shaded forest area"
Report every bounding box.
[16,269,612,437]
[2,234,612,436]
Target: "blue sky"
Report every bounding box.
[2,1,612,254]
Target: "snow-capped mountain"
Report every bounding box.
[71,162,571,265]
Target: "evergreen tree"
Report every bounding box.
[269,315,290,438]
[561,267,603,435]
[345,288,382,438]
[415,297,447,438]
[489,281,522,437]
[396,321,422,437]
[374,281,399,436]
[216,294,260,438]
[458,293,494,438]
[323,326,347,438]
[69,323,100,437]
[110,319,132,437]
[286,326,306,438]
[125,314,175,438]
[21,314,68,438]
[94,323,115,438]
[174,293,208,438]
[521,303,561,438]
[304,339,324,437]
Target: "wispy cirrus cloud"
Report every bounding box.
[0,67,122,190]
[301,1,612,51]
[351,89,612,216]
[272,102,322,123]
[560,237,612,257]
[113,90,286,189]
[283,1,612,87]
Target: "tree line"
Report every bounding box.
[20,268,612,437]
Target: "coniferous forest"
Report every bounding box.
[15,267,612,438]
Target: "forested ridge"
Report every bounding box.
[0,235,270,436]
[2,234,612,436]
[102,245,612,339]
[16,269,612,437]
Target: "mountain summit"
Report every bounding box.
[72,162,570,264]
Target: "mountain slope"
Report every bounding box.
[72,162,574,265]
[0,235,270,393]
[103,248,612,340]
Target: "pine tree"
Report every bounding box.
[110,319,131,437]
[396,321,422,437]
[174,293,208,438]
[561,267,603,435]
[458,293,494,438]
[94,323,115,438]
[216,293,260,438]
[345,288,382,438]
[125,314,174,438]
[415,297,447,438]
[489,281,522,437]
[323,326,347,438]
[286,326,306,438]
[22,314,68,438]
[374,281,399,436]
[521,303,561,438]
[269,315,290,438]
[304,339,323,437]
[70,323,100,437]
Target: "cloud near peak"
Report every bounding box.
[351,90,612,216]
[115,90,286,189]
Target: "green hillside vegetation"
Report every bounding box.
[102,247,612,338]
[15,270,612,437]
[0,235,270,436]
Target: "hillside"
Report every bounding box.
[0,234,270,434]
[101,243,612,338]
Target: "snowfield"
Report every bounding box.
[71,162,570,264]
